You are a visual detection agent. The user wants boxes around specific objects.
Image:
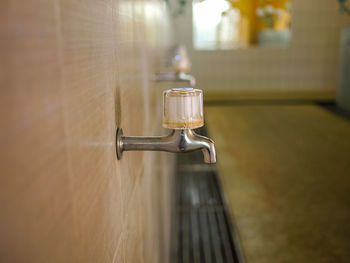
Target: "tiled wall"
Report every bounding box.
[0,0,174,262]
[171,0,350,96]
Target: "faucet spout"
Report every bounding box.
[116,128,216,164]
[195,134,216,164]
[183,129,216,164]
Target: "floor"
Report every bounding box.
[205,103,350,263]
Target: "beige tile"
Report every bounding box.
[0,0,174,262]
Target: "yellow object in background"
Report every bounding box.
[274,9,291,31]
[228,0,291,45]
[229,0,257,44]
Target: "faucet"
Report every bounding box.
[116,128,216,164]
[153,45,196,87]
[115,87,216,164]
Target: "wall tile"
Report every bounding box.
[0,0,174,262]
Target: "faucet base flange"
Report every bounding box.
[116,128,124,160]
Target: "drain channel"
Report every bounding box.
[170,131,244,263]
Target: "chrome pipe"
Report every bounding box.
[116,128,216,164]
[152,72,196,87]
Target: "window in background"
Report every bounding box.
[193,0,292,50]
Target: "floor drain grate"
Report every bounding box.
[170,128,244,263]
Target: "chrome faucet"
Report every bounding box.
[116,128,216,164]
[115,87,216,164]
[153,72,196,87]
[153,45,196,87]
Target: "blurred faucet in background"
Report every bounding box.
[153,45,196,86]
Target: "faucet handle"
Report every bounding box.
[172,44,191,73]
[163,87,204,130]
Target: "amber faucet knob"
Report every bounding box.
[163,87,204,129]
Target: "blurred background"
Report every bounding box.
[1,0,350,262]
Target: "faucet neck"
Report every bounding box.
[116,128,216,163]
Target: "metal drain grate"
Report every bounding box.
[171,142,244,263]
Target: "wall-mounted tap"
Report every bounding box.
[116,87,216,164]
[153,45,196,87]
[116,128,215,163]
